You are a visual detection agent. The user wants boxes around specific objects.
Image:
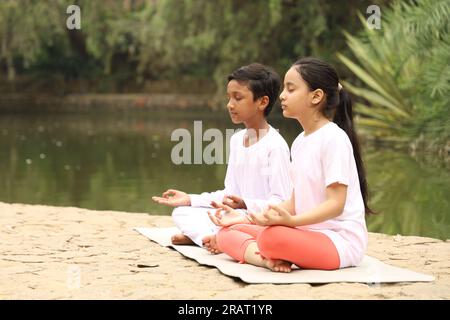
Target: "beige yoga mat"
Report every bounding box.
[134,227,434,284]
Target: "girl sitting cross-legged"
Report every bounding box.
[208,57,374,272]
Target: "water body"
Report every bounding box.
[0,111,448,240]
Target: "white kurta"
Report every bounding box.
[290,122,368,268]
[173,125,292,246]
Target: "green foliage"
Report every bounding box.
[0,0,63,79]
[131,0,386,102]
[0,0,378,87]
[338,0,450,148]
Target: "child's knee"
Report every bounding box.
[171,206,189,218]
[257,226,287,257]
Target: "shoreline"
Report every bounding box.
[1,201,449,299]
[0,93,215,113]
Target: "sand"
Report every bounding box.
[1,201,449,300]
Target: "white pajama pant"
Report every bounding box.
[172,206,220,247]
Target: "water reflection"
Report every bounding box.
[0,112,448,240]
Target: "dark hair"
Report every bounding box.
[228,63,281,117]
[292,57,374,215]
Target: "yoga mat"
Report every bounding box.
[134,227,435,284]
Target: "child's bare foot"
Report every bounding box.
[202,235,221,254]
[171,233,194,245]
[265,258,292,273]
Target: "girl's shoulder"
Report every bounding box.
[291,122,351,152]
[320,123,353,152]
[323,123,351,142]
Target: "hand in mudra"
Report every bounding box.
[152,189,191,207]
[208,201,249,227]
[222,195,247,209]
[249,204,295,227]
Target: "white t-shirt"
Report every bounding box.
[190,125,292,213]
[290,122,368,268]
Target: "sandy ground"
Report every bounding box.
[1,201,449,300]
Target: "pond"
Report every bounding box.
[0,111,448,240]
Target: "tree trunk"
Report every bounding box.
[6,53,15,81]
[2,23,15,81]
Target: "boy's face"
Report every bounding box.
[226,80,265,125]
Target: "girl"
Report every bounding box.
[153,63,292,249]
[209,57,373,272]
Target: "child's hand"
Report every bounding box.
[222,195,247,209]
[245,211,268,224]
[208,202,248,227]
[152,189,191,207]
[249,204,295,227]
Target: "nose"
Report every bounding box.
[279,91,285,101]
[227,100,234,111]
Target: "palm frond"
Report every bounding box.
[338,0,449,147]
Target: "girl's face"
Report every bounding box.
[279,67,315,119]
[226,80,266,124]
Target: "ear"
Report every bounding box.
[258,96,270,111]
[311,89,325,105]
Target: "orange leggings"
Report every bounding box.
[216,224,340,270]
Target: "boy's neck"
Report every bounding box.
[243,117,270,147]
[243,117,269,134]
